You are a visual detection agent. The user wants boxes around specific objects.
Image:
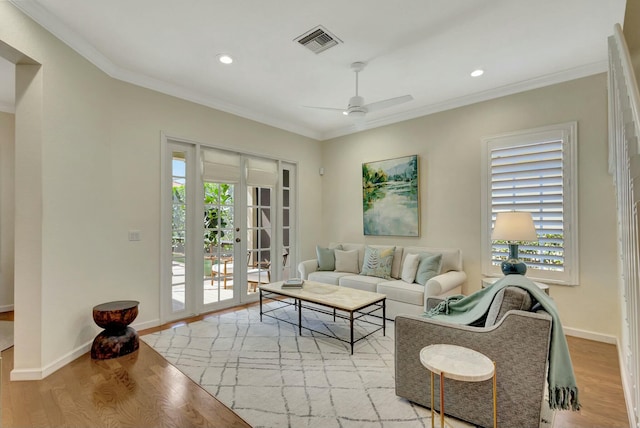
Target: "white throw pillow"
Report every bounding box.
[334,249,359,273]
[401,253,421,283]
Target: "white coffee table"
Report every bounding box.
[420,344,497,428]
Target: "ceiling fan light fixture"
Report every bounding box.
[217,54,234,64]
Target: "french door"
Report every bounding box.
[162,138,296,322]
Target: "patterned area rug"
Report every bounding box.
[142,303,472,427]
[142,303,550,428]
[0,320,13,351]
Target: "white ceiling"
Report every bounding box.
[1,0,627,140]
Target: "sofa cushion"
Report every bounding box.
[403,246,462,272]
[338,275,380,292]
[330,243,404,278]
[316,245,342,271]
[376,280,424,306]
[369,245,404,279]
[360,246,395,279]
[484,286,534,327]
[400,253,421,283]
[335,249,359,273]
[308,271,351,285]
[415,253,442,285]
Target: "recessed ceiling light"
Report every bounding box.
[471,69,484,77]
[217,54,233,64]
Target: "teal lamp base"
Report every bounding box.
[501,243,527,275]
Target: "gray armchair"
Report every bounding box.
[395,287,553,428]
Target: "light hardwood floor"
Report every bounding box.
[0,308,630,427]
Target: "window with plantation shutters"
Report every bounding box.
[481,122,578,285]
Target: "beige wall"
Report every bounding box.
[0,2,322,377]
[321,74,620,338]
[0,111,14,311]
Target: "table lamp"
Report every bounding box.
[491,211,537,275]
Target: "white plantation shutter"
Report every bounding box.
[482,122,578,285]
[491,140,564,269]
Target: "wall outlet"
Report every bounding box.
[128,230,141,241]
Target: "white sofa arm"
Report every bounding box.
[298,259,319,280]
[424,270,467,299]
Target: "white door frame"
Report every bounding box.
[160,134,296,323]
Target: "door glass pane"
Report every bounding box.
[204,182,235,304]
[171,153,187,312]
[282,168,291,280]
[247,186,272,293]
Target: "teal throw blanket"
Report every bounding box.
[425,275,580,411]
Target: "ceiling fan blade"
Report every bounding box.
[302,105,345,112]
[364,95,413,113]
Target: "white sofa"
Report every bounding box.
[298,243,466,319]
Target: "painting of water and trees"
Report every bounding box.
[362,155,419,236]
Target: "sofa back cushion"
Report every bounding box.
[484,286,533,327]
[403,246,462,273]
[334,249,360,273]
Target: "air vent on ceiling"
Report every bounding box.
[295,25,342,54]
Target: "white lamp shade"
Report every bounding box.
[491,212,537,241]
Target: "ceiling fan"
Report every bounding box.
[305,62,413,120]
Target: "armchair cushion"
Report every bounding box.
[484,285,534,327]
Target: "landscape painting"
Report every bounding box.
[362,155,419,236]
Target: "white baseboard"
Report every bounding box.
[132,318,161,332]
[11,341,92,381]
[10,317,161,381]
[563,326,617,344]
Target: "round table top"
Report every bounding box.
[420,344,494,382]
[93,300,139,312]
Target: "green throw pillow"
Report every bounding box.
[415,253,442,285]
[316,245,342,271]
[360,246,395,279]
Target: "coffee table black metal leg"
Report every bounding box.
[298,298,302,335]
[350,311,354,355]
[259,289,263,321]
[383,300,386,336]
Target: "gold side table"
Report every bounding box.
[420,344,497,428]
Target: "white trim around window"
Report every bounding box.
[480,122,579,285]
